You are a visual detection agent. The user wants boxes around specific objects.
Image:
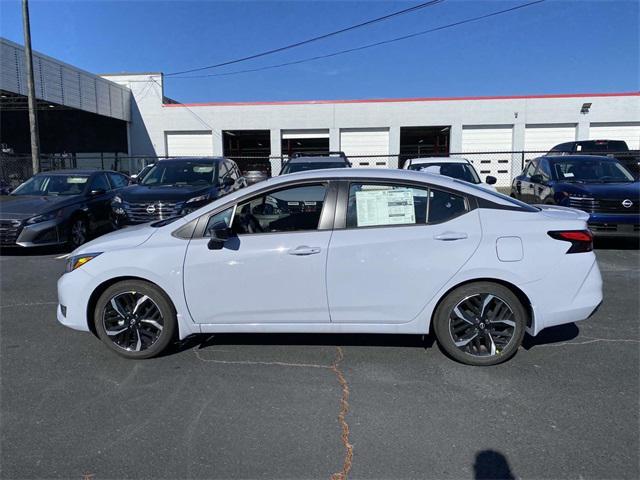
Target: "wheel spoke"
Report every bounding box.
[490,319,516,327]
[140,318,163,331]
[453,306,474,325]
[455,333,478,347]
[110,298,127,318]
[480,294,495,318]
[106,326,128,336]
[487,333,497,355]
[134,328,142,351]
[132,295,149,314]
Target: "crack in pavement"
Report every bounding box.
[330,346,353,480]
[192,345,354,479]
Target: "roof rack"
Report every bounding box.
[291,151,348,160]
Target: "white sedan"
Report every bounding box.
[57,169,602,365]
[404,157,498,191]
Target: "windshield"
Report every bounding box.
[408,162,481,184]
[11,174,89,196]
[281,162,347,174]
[141,161,217,186]
[551,158,634,183]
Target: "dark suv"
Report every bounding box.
[112,157,246,225]
[548,140,639,178]
[511,155,639,236]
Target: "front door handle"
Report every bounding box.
[434,232,468,241]
[288,245,321,256]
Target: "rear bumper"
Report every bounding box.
[525,257,603,336]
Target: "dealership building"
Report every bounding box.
[2,37,639,186]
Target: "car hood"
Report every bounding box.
[554,181,640,198]
[0,194,81,219]
[118,184,215,203]
[73,222,157,255]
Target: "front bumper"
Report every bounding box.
[1,219,68,247]
[57,268,94,332]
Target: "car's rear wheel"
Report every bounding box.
[433,282,526,366]
[94,280,176,359]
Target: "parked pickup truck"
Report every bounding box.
[548,140,640,178]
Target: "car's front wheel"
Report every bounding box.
[68,216,88,248]
[94,280,176,359]
[433,282,526,366]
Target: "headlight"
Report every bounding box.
[112,195,122,204]
[25,210,62,225]
[185,194,210,204]
[65,253,102,273]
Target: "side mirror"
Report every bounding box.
[207,226,233,250]
[223,177,235,187]
[90,188,106,196]
[530,174,543,184]
[485,175,497,185]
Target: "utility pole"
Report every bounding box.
[21,0,40,174]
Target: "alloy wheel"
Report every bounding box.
[102,291,164,352]
[448,293,516,357]
[71,219,87,246]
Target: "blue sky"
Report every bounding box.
[0,0,638,103]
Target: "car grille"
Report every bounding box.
[590,223,640,233]
[0,219,22,245]
[568,197,640,214]
[122,201,182,224]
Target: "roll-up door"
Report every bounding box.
[461,126,513,187]
[589,123,640,150]
[340,128,390,168]
[524,125,576,153]
[166,132,213,157]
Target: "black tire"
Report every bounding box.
[94,280,177,359]
[433,282,526,366]
[68,215,89,249]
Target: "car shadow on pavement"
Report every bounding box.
[168,332,436,356]
[521,322,579,350]
[0,245,70,256]
[473,449,516,480]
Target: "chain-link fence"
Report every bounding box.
[1,150,637,191]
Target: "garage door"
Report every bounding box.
[281,129,329,140]
[340,128,390,168]
[589,123,640,150]
[461,126,513,187]
[166,131,213,157]
[524,125,576,153]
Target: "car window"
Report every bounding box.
[232,184,327,234]
[218,162,229,185]
[107,172,129,189]
[11,174,88,196]
[408,162,481,184]
[346,183,430,228]
[205,206,235,236]
[226,162,238,180]
[142,161,216,186]
[523,160,538,178]
[428,189,467,223]
[536,159,551,182]
[89,173,111,192]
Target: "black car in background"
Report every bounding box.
[511,155,639,236]
[112,157,246,225]
[548,139,640,178]
[280,151,351,175]
[0,169,130,248]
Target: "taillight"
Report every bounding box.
[548,230,593,253]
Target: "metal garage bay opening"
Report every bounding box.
[399,126,450,168]
[281,129,329,158]
[223,130,271,175]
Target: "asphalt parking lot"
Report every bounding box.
[1,240,638,480]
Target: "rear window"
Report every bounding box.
[281,162,347,174]
[455,180,539,212]
[576,141,628,153]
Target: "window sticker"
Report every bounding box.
[563,171,575,178]
[193,166,213,173]
[356,188,415,227]
[67,177,88,184]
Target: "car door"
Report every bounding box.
[532,158,553,203]
[85,173,113,229]
[326,181,481,324]
[514,159,538,203]
[182,181,336,324]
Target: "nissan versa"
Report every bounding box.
[112,157,246,225]
[57,169,603,366]
[512,155,639,236]
[0,169,129,248]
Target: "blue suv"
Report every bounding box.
[511,155,639,237]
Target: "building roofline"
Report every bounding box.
[162,91,640,108]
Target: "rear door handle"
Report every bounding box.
[434,232,468,241]
[288,245,321,256]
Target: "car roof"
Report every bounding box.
[161,157,226,163]
[407,157,471,165]
[286,156,348,164]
